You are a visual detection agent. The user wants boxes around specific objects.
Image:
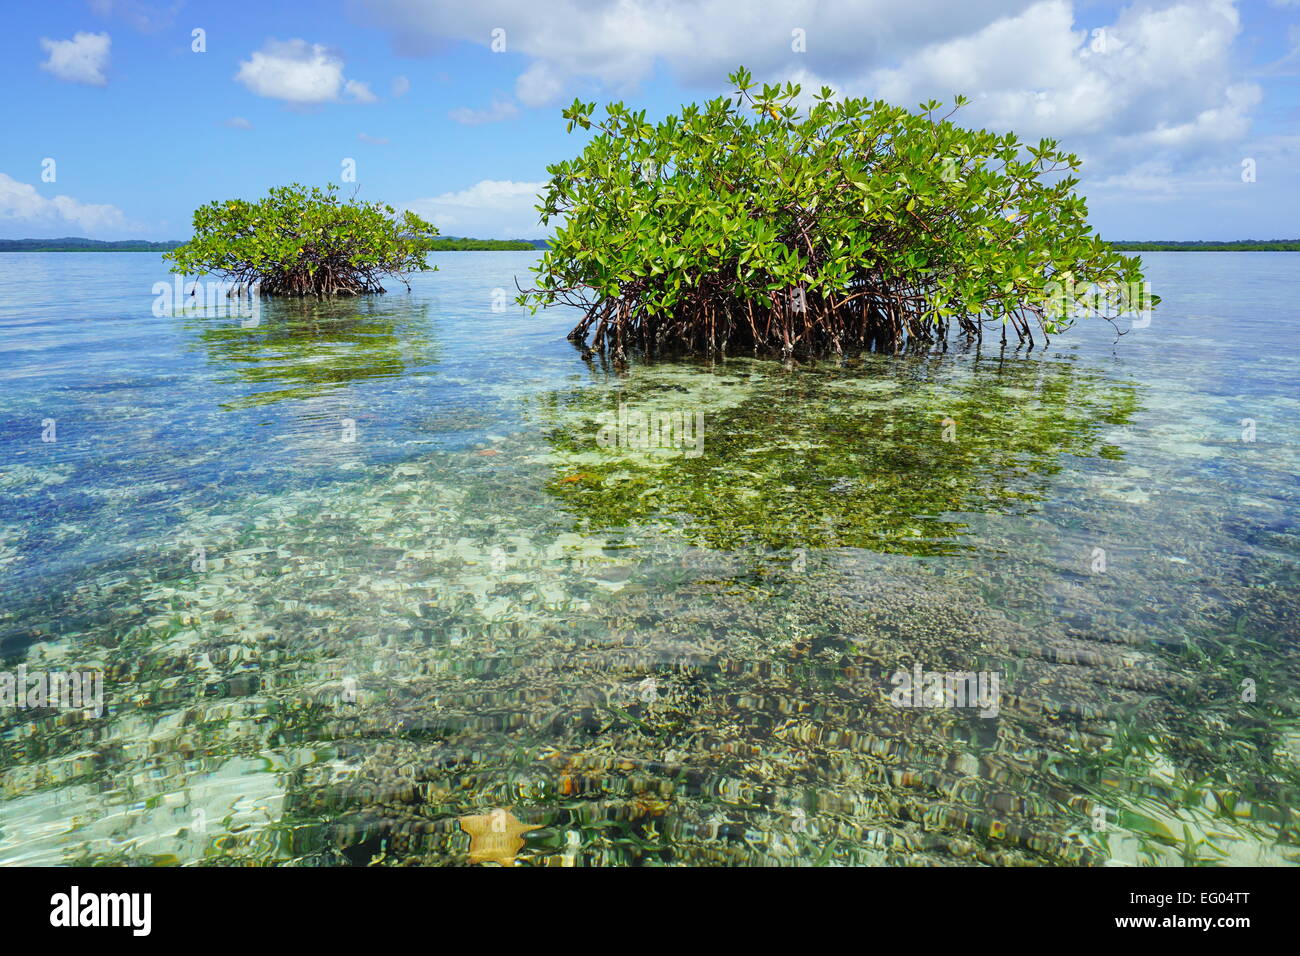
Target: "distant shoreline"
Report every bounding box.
[1107,241,1300,251]
[0,237,549,253]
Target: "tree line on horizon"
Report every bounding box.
[0,236,548,253]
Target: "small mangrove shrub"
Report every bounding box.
[165,183,438,297]
[521,67,1157,359]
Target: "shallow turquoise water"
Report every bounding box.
[0,251,1296,866]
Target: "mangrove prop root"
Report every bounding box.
[536,275,1046,360]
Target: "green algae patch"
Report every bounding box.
[532,353,1141,554]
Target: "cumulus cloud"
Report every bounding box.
[448,98,519,125]
[361,0,1037,105]
[1090,133,1300,198]
[359,0,1262,174]
[0,173,129,235]
[235,39,376,105]
[404,180,546,238]
[1080,130,1300,238]
[39,32,111,86]
[852,1,1260,169]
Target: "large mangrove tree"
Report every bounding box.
[521,68,1157,359]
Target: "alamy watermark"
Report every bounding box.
[1,666,103,718]
[889,663,1000,717]
[50,886,150,936]
[596,403,705,458]
[152,276,261,326]
[1043,276,1155,329]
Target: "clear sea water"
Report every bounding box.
[0,251,1296,866]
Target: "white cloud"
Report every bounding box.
[234,39,376,105]
[0,173,129,235]
[344,79,379,103]
[514,61,563,107]
[224,116,253,129]
[359,0,1264,176]
[1080,132,1300,238]
[361,0,1038,105]
[358,132,391,144]
[392,74,411,97]
[404,180,547,238]
[857,1,1258,164]
[448,98,519,125]
[39,32,111,86]
[1089,134,1300,196]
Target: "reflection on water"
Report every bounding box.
[186,297,439,409]
[0,252,1296,866]
[534,353,1140,553]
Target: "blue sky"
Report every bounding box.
[1,0,1298,240]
